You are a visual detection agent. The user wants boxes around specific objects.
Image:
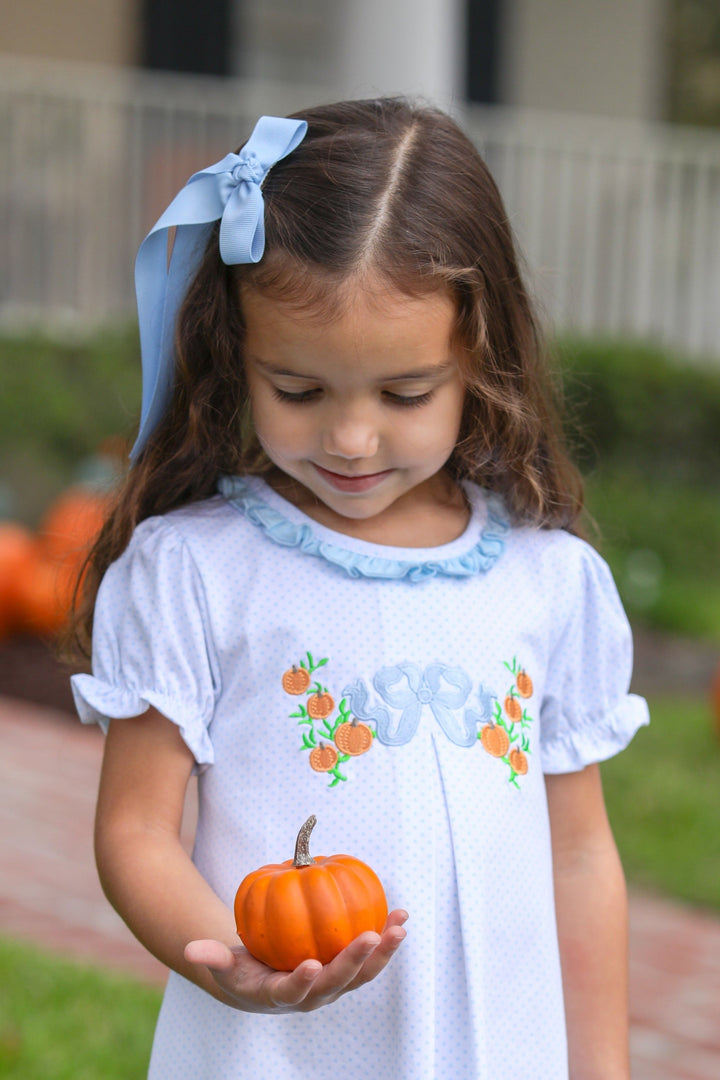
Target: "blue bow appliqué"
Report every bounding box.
[344,662,474,747]
[131,115,307,460]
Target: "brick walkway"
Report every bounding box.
[1,695,719,1078]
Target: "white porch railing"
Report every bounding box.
[2,55,720,361]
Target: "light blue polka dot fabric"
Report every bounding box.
[72,477,649,1079]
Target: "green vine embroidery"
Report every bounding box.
[282,652,375,788]
[478,656,535,789]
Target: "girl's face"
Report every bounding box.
[242,280,466,539]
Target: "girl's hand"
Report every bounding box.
[184,909,408,1013]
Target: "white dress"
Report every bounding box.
[72,476,649,1080]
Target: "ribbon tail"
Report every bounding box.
[219,183,265,264]
[432,701,477,747]
[132,222,213,458]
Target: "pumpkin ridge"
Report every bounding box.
[236,870,274,965]
[300,863,353,964]
[269,869,316,968]
[329,857,388,933]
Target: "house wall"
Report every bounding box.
[0,0,141,66]
[500,0,668,120]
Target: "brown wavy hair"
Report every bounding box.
[68,96,583,661]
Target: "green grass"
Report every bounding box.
[602,696,720,910]
[0,937,161,1079]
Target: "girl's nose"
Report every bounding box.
[321,409,379,460]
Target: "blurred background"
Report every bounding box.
[0,2,719,1078]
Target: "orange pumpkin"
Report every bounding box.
[15,555,75,638]
[38,485,110,564]
[516,670,533,699]
[307,690,335,719]
[334,718,373,756]
[308,742,338,772]
[282,665,311,695]
[504,694,523,722]
[0,523,38,638]
[711,661,720,740]
[480,722,510,758]
[509,748,529,775]
[234,815,388,971]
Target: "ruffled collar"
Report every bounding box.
[217,475,509,582]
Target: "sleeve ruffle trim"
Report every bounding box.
[71,673,215,769]
[218,476,509,581]
[540,693,650,774]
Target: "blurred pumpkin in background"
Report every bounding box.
[17,484,113,637]
[0,523,38,639]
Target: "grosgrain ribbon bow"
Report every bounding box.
[345,663,473,747]
[131,115,308,460]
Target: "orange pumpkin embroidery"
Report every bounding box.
[307,690,335,720]
[282,665,312,695]
[516,670,533,698]
[309,742,338,772]
[480,722,510,758]
[334,718,373,757]
[509,747,529,775]
[504,694,523,722]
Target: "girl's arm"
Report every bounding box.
[95,706,406,1012]
[545,764,631,1080]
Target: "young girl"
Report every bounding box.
[71,98,649,1079]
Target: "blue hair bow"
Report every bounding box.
[131,115,307,460]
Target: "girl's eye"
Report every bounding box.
[272,387,321,404]
[383,390,435,408]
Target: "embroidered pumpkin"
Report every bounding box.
[480,722,510,758]
[309,742,338,772]
[516,670,533,699]
[509,748,529,775]
[282,665,311,695]
[334,718,373,756]
[234,815,388,970]
[307,690,335,719]
[504,694,523,722]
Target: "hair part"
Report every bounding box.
[66,96,584,663]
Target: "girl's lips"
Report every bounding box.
[313,464,393,493]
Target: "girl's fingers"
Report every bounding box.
[265,960,324,1008]
[347,924,406,989]
[276,913,409,1007]
[184,939,236,971]
[384,909,410,931]
[184,911,408,1012]
[295,931,385,1003]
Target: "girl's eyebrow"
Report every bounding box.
[250,356,455,381]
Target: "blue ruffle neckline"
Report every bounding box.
[217,475,509,582]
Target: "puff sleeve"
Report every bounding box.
[71,516,219,768]
[539,539,650,774]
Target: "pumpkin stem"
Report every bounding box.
[293,815,317,867]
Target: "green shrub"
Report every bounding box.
[557,337,720,486]
[0,327,140,524]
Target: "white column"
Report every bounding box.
[335,0,465,109]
